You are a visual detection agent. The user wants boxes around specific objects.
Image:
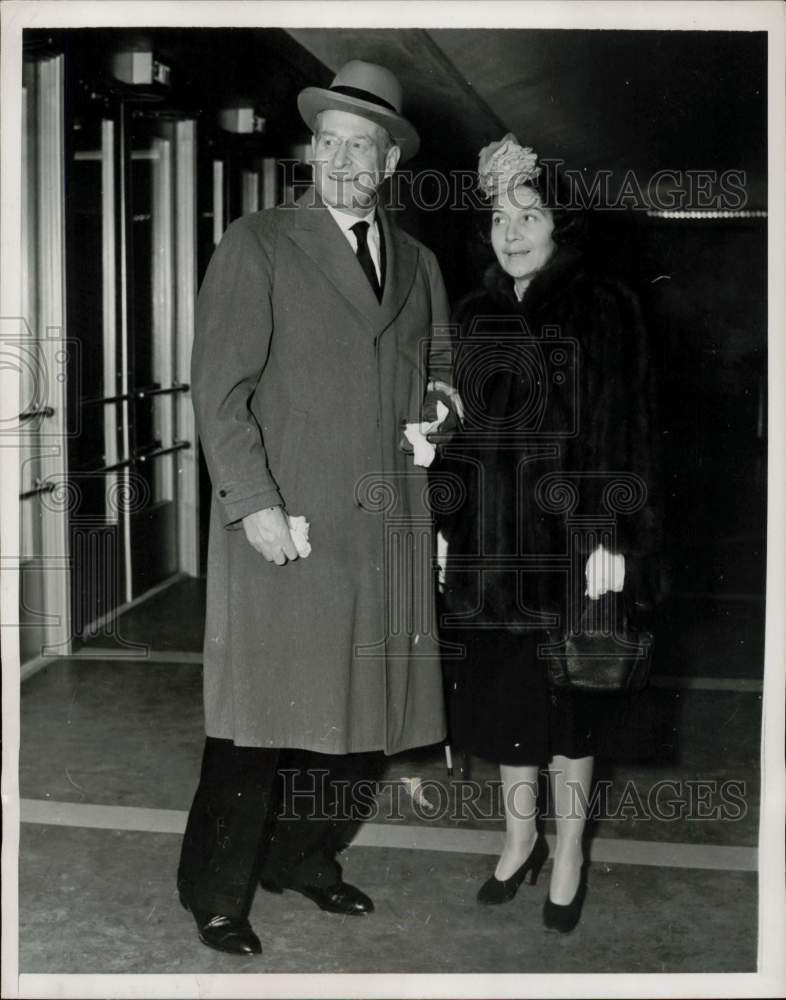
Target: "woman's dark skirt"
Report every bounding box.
[442,625,627,766]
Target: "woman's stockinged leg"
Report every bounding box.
[495,763,540,880]
[547,754,593,904]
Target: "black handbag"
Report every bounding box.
[544,594,653,694]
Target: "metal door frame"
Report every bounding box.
[15,53,71,672]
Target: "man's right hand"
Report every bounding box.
[242,506,299,565]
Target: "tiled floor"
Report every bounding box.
[17,578,766,978]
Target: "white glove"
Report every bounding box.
[403,400,450,468]
[585,544,625,600]
[436,530,448,592]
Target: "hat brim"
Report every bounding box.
[298,87,420,162]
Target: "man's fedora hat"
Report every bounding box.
[298,60,420,162]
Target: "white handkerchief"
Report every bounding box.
[403,401,449,468]
[287,515,312,558]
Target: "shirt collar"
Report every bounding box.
[326,203,377,234]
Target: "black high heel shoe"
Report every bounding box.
[542,864,588,932]
[477,834,549,905]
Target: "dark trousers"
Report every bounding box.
[177,737,384,919]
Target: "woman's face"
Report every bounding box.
[490,185,556,283]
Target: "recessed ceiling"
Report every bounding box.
[288,27,767,207]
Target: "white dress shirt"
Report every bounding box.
[326,204,382,283]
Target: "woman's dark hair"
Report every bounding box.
[475,160,588,251]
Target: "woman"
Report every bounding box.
[436,135,659,932]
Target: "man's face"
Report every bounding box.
[311,109,400,215]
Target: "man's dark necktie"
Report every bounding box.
[350,220,382,302]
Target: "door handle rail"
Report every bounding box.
[72,440,192,475]
[135,383,190,399]
[19,448,191,494]
[81,383,190,406]
[135,440,191,462]
[81,392,131,407]
[19,481,57,501]
[19,406,55,422]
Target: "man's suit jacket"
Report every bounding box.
[191,190,451,754]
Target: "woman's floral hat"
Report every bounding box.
[477,133,541,199]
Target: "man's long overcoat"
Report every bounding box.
[191,191,451,754]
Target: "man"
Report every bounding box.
[177,60,455,956]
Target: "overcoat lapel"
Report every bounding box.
[288,191,418,339]
[376,205,418,341]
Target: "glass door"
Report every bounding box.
[63,94,199,644]
[126,115,183,597]
[66,109,125,639]
[19,47,200,665]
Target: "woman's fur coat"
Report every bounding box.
[434,243,661,633]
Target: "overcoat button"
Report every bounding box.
[218,488,227,498]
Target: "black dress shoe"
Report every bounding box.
[181,898,262,955]
[260,877,374,915]
[543,864,588,933]
[477,834,549,905]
